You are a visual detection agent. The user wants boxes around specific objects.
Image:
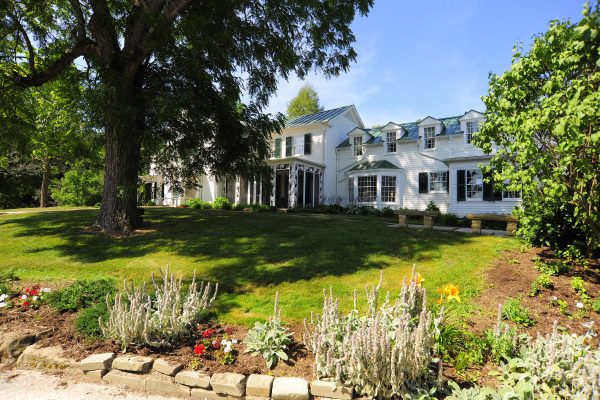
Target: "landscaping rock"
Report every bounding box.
[79,352,115,371]
[272,377,309,400]
[175,370,211,388]
[310,380,353,400]
[0,332,37,364]
[210,372,246,396]
[83,369,107,381]
[112,355,154,373]
[103,369,146,389]
[190,388,227,400]
[16,344,78,369]
[145,372,191,397]
[246,374,274,397]
[153,358,184,376]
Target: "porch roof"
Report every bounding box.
[349,160,400,171]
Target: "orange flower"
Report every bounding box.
[444,284,461,303]
[412,272,425,287]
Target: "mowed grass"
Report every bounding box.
[0,207,517,324]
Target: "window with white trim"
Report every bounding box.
[347,178,355,203]
[466,169,483,200]
[381,176,397,202]
[353,136,363,156]
[429,172,448,192]
[466,121,478,144]
[357,176,376,202]
[503,190,521,199]
[424,126,435,149]
[386,131,396,152]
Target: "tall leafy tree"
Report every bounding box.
[0,0,372,232]
[286,83,324,118]
[476,2,600,255]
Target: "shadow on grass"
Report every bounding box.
[1,208,483,316]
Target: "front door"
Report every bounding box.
[275,170,289,208]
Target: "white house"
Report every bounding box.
[146,105,520,216]
[336,110,521,215]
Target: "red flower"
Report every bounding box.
[24,288,30,295]
[22,301,30,307]
[225,327,234,335]
[194,344,205,355]
[202,329,215,338]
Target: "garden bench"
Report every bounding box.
[395,209,440,229]
[466,213,518,235]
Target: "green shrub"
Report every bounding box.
[380,207,395,218]
[213,196,232,210]
[484,319,525,363]
[245,305,292,368]
[186,198,212,209]
[250,204,271,212]
[592,299,600,314]
[571,276,587,296]
[425,201,439,212]
[529,274,554,296]
[50,165,103,206]
[502,297,535,327]
[368,207,381,217]
[0,271,19,295]
[435,212,461,227]
[47,279,116,312]
[534,258,571,276]
[75,303,109,337]
[233,203,245,211]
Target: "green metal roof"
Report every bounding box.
[349,160,400,171]
[285,105,353,128]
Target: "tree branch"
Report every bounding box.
[69,0,87,41]
[12,15,36,76]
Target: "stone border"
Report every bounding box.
[79,353,354,400]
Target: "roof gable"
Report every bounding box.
[458,110,484,121]
[417,116,441,127]
[381,122,401,131]
[285,105,355,128]
[349,160,400,171]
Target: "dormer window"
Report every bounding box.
[466,121,478,144]
[424,126,435,149]
[386,131,396,152]
[353,136,363,156]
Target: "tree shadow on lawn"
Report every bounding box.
[0,208,486,304]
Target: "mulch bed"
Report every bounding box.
[1,246,598,384]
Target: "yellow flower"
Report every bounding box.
[412,272,425,287]
[444,284,461,303]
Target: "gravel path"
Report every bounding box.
[0,369,179,400]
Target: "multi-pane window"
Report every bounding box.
[503,190,521,199]
[386,131,397,152]
[429,172,448,192]
[381,176,397,202]
[424,126,435,149]
[347,178,355,203]
[353,136,363,156]
[466,169,483,199]
[357,176,376,202]
[466,121,478,144]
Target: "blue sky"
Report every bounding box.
[264,0,584,127]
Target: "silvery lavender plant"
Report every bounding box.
[101,266,218,350]
[304,268,439,399]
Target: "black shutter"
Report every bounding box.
[304,133,312,155]
[418,172,429,194]
[285,137,292,157]
[445,171,450,193]
[483,170,494,201]
[457,170,466,201]
[274,138,281,158]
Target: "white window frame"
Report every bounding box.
[502,190,522,200]
[428,171,448,193]
[466,169,483,200]
[357,175,377,202]
[386,131,397,153]
[353,136,363,156]
[466,121,478,144]
[381,176,397,203]
[423,126,435,149]
[347,177,355,203]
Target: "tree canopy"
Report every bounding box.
[476,2,600,255]
[286,83,324,118]
[0,0,373,231]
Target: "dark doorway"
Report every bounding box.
[275,169,289,208]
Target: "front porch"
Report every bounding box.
[269,160,324,208]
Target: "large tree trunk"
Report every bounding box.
[40,157,51,208]
[94,73,144,232]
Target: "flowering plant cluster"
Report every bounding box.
[0,285,51,309]
[436,283,461,305]
[191,325,239,367]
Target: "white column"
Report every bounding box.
[258,180,263,205]
[376,174,382,207]
[303,169,306,206]
[247,180,251,204]
[252,180,257,205]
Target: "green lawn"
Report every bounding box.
[0,207,517,324]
